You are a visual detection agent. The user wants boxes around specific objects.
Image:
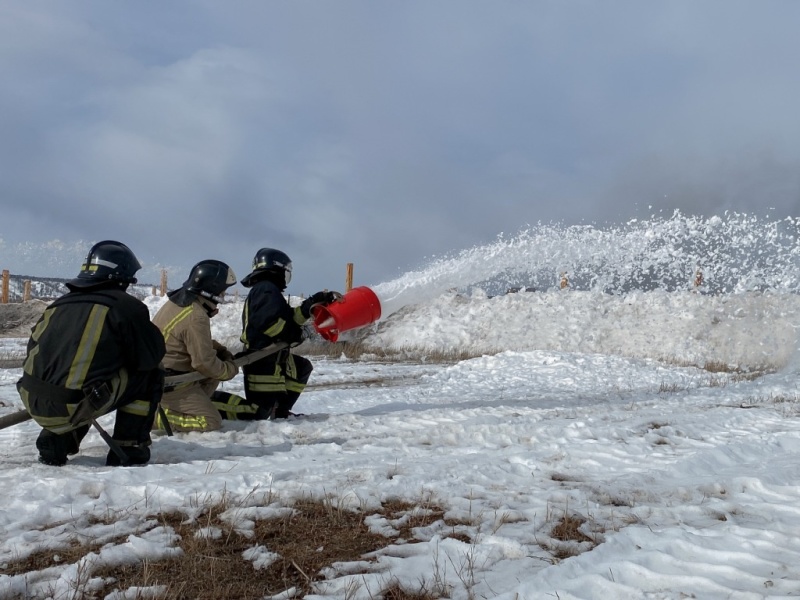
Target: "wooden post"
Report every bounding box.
[345,263,354,293]
[23,280,32,302]
[151,286,157,297]
[160,269,168,296]
[1,270,8,304]
[560,272,569,290]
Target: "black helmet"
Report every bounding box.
[240,248,292,288]
[66,240,141,290]
[183,259,237,302]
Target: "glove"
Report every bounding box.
[216,346,234,362]
[287,324,311,347]
[300,290,340,318]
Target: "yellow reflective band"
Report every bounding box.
[66,304,109,389]
[240,299,250,345]
[286,381,306,393]
[285,356,298,379]
[117,368,129,396]
[219,393,243,406]
[161,306,194,340]
[212,396,257,418]
[246,373,284,384]
[293,306,306,325]
[42,421,75,435]
[247,383,286,393]
[159,407,209,430]
[264,318,285,338]
[20,389,74,433]
[117,399,151,417]
[24,308,55,375]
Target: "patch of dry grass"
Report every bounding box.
[545,513,599,561]
[1,497,470,600]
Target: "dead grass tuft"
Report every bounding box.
[658,381,685,394]
[2,497,457,600]
[550,472,579,483]
[545,513,598,560]
[550,514,593,544]
[380,581,440,600]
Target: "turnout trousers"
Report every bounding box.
[18,367,164,466]
[243,350,313,418]
[156,380,255,432]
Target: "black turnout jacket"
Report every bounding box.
[240,280,306,351]
[18,287,165,402]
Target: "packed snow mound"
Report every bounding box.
[9,285,800,372]
[362,288,800,369]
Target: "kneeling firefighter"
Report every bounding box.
[239,248,340,418]
[16,240,166,466]
[152,259,257,432]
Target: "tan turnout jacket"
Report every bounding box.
[151,297,239,432]
[153,298,236,381]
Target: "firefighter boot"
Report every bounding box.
[106,441,151,467]
[36,430,70,466]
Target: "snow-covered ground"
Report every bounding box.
[3,284,800,599]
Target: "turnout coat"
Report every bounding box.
[17,287,165,434]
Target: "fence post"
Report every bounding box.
[160,269,168,296]
[23,280,32,302]
[345,263,354,293]
[1,270,8,304]
[694,268,703,290]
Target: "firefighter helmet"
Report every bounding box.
[240,248,293,288]
[183,259,237,302]
[67,240,142,290]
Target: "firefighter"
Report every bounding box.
[239,248,340,418]
[16,240,166,467]
[151,259,250,432]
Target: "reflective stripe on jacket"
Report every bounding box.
[152,298,235,381]
[17,287,165,428]
[240,280,305,350]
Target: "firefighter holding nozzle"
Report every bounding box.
[239,248,340,419]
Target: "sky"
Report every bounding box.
[3,2,800,293]
[3,282,800,598]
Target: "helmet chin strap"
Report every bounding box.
[198,293,221,316]
[199,290,225,303]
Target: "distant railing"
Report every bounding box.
[2,263,361,304]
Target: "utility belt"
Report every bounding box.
[19,373,85,404]
[162,368,195,393]
[20,373,114,426]
[164,368,189,376]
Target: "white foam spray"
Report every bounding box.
[372,211,800,318]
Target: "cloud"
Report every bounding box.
[3,2,800,291]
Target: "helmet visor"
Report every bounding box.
[284,263,292,285]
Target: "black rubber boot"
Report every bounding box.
[67,425,90,455]
[36,430,69,466]
[106,443,151,467]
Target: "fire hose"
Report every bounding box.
[0,342,288,431]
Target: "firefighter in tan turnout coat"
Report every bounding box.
[152,260,249,433]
